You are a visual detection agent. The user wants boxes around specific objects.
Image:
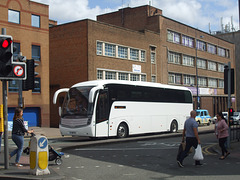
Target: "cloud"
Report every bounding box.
[31,0,239,32]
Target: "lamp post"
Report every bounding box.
[195,33,204,109]
[196,38,199,109]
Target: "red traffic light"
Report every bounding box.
[1,38,12,49]
[230,109,233,113]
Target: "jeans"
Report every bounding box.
[219,137,228,156]
[10,134,24,163]
[178,137,200,165]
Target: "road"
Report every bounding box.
[49,133,240,180]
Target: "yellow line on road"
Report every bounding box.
[202,144,218,155]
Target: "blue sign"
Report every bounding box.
[38,137,47,149]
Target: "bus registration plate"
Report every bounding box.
[69,131,76,135]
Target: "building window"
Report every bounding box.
[183,75,195,86]
[32,77,41,93]
[118,46,128,59]
[150,52,156,64]
[197,58,206,69]
[130,74,139,81]
[167,30,180,44]
[196,40,206,51]
[182,35,194,48]
[97,42,103,55]
[218,47,226,57]
[168,52,180,64]
[13,42,20,61]
[168,73,182,84]
[105,43,116,57]
[140,50,146,62]
[105,71,116,80]
[151,76,156,82]
[208,78,217,88]
[218,63,224,72]
[208,61,217,71]
[226,49,230,58]
[198,77,207,87]
[182,55,194,67]
[141,75,146,81]
[130,48,139,60]
[32,45,41,61]
[97,70,103,79]
[8,9,20,24]
[8,80,19,92]
[219,79,224,88]
[31,14,40,28]
[118,72,128,80]
[207,44,217,54]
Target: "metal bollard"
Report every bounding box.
[29,134,50,175]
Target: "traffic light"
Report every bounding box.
[22,59,38,91]
[0,35,13,77]
[224,65,234,94]
[229,108,234,117]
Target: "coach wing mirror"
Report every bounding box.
[53,88,69,116]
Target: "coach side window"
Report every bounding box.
[96,90,109,123]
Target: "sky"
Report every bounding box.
[31,0,240,33]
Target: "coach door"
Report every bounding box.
[95,90,109,137]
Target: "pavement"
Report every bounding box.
[0,124,239,179]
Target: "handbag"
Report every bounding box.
[193,144,204,160]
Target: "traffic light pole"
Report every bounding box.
[227,61,231,148]
[1,28,9,169]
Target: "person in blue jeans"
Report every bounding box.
[9,107,33,167]
[177,110,202,167]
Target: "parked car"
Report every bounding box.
[195,109,211,125]
[230,112,240,125]
[212,112,228,124]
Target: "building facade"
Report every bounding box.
[215,31,240,112]
[0,0,50,127]
[50,5,235,127]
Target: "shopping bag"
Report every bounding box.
[193,144,204,160]
[176,142,185,160]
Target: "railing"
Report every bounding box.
[230,123,240,142]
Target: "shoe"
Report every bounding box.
[195,163,203,166]
[219,156,225,160]
[177,161,184,168]
[225,152,230,158]
[15,163,23,167]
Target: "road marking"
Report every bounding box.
[202,144,218,155]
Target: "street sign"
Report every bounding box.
[13,65,24,77]
[38,137,48,149]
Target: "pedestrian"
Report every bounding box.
[177,110,202,167]
[215,112,230,160]
[9,107,33,167]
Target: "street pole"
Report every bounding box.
[195,34,199,109]
[227,61,231,148]
[18,53,23,108]
[1,28,9,169]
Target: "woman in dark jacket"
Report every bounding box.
[9,107,33,167]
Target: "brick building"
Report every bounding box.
[215,31,240,112]
[0,0,50,127]
[50,5,235,127]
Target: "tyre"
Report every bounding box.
[117,123,128,138]
[170,120,178,133]
[55,157,62,165]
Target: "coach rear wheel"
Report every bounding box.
[117,123,128,138]
[170,120,178,133]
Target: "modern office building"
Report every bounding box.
[0,0,50,127]
[50,5,235,127]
